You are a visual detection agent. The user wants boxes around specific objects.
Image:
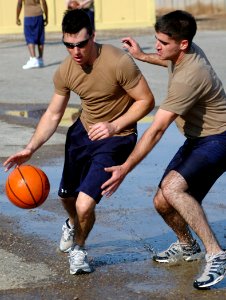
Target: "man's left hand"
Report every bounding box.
[88,122,116,141]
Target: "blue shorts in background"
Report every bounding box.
[24,15,45,45]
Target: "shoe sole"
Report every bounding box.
[153,254,203,263]
[70,268,92,275]
[194,273,226,289]
[59,246,72,253]
[153,258,172,263]
[184,252,204,261]
[22,66,39,70]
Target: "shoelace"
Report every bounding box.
[165,242,182,255]
[182,243,198,254]
[62,225,74,240]
[70,250,87,264]
[204,254,226,275]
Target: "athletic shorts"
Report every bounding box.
[159,131,226,203]
[83,8,95,30]
[24,15,45,45]
[58,118,137,203]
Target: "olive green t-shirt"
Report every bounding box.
[160,43,226,137]
[53,44,142,136]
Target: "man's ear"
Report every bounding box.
[180,39,189,50]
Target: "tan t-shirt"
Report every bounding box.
[53,44,142,135]
[66,0,94,10]
[77,0,94,10]
[24,0,43,17]
[160,43,226,137]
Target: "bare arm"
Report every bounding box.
[41,0,48,25]
[78,0,93,8]
[88,75,155,140]
[101,109,178,196]
[3,93,69,171]
[16,0,23,25]
[121,37,168,67]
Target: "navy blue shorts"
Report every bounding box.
[159,131,226,203]
[58,118,137,203]
[24,15,45,45]
[83,9,95,30]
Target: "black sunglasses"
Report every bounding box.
[62,37,90,49]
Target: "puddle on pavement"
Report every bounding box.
[1,123,226,285]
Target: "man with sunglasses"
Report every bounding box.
[3,9,154,275]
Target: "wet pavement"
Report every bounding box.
[1,22,226,299]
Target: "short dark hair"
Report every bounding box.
[155,10,197,47]
[62,9,93,36]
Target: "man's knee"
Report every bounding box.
[153,189,172,214]
[161,170,187,200]
[76,192,96,220]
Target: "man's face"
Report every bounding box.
[155,32,188,64]
[62,28,94,66]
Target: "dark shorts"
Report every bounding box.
[83,8,95,30]
[24,15,45,45]
[58,118,137,203]
[159,131,226,203]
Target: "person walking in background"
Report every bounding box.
[66,0,95,30]
[4,9,154,275]
[16,0,48,69]
[101,10,226,289]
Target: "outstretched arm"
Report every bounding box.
[3,93,69,171]
[122,37,168,67]
[101,109,178,197]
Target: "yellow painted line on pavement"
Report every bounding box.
[58,107,80,127]
[5,107,80,127]
[5,108,154,127]
[5,110,29,118]
[139,115,154,123]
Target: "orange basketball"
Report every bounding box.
[5,165,50,209]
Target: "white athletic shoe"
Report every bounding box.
[153,240,202,263]
[22,57,39,70]
[194,251,226,289]
[69,244,92,275]
[59,218,75,252]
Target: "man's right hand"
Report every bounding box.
[3,148,33,172]
[16,18,21,26]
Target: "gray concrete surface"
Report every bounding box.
[1,27,226,299]
[1,29,226,157]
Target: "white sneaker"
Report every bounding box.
[38,58,44,67]
[22,57,39,70]
[193,251,226,289]
[59,218,75,252]
[153,240,202,263]
[69,244,92,275]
